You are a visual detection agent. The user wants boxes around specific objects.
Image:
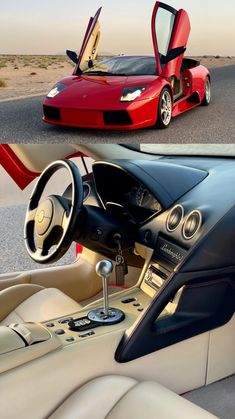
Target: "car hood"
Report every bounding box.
[46,75,159,107]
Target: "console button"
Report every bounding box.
[133,302,140,307]
[79,330,95,338]
[58,317,73,324]
[66,337,75,342]
[55,329,65,335]
[121,297,137,304]
[46,322,55,328]
[138,308,144,312]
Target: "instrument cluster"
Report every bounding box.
[126,185,161,213]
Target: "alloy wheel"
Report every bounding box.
[160,90,172,126]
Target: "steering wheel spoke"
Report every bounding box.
[62,207,72,231]
[25,207,37,224]
[35,247,47,259]
[36,233,47,250]
[52,196,71,230]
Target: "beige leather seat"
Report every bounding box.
[50,375,217,419]
[0,284,81,325]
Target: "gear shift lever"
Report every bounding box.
[87,260,125,325]
[96,260,113,317]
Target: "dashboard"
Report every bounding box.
[92,162,162,222]
[90,156,235,361]
[90,157,235,271]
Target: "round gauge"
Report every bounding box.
[136,186,152,207]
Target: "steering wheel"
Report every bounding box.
[24,160,83,264]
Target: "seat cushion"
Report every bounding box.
[50,376,138,419]
[0,286,81,325]
[50,375,218,419]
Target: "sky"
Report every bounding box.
[0,0,234,56]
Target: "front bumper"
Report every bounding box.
[43,98,158,131]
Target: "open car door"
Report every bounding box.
[152,2,191,79]
[67,7,102,74]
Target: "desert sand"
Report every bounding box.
[0,55,74,100]
[0,55,234,101]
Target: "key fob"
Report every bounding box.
[68,317,99,332]
[115,262,127,286]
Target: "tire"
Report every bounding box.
[201,76,211,106]
[156,88,172,129]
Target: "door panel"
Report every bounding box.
[75,7,102,74]
[163,9,191,79]
[152,2,191,79]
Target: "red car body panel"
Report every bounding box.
[152,2,191,78]
[43,2,210,130]
[43,74,167,130]
[172,65,209,117]
[163,10,191,79]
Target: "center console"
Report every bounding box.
[140,237,187,318]
[42,284,152,346]
[42,238,186,346]
[0,245,186,374]
[0,258,153,373]
[0,322,61,374]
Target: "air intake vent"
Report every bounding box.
[103,111,132,126]
[43,105,61,121]
[166,205,184,232]
[183,210,202,240]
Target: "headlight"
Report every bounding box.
[120,86,147,102]
[47,83,66,98]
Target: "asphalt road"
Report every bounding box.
[0,65,234,144]
[0,205,74,274]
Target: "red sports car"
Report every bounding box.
[43,2,211,130]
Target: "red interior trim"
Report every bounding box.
[0,144,40,190]
[66,152,87,159]
[0,146,88,190]
[109,283,128,289]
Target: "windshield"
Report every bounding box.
[122,144,235,157]
[83,56,157,76]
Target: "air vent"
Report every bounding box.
[183,210,202,240]
[166,205,184,232]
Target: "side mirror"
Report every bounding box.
[161,46,186,64]
[66,50,78,64]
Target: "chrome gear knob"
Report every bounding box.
[88,259,124,325]
[95,260,113,317]
[96,260,113,278]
